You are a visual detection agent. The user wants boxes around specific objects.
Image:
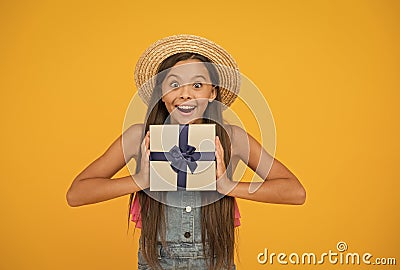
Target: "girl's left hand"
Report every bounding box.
[215,136,234,195]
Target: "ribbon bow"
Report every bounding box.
[166,144,198,174]
[149,124,216,190]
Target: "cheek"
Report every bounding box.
[161,92,173,105]
[196,99,210,109]
[204,87,216,99]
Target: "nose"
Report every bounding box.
[178,84,192,100]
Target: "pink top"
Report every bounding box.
[130,194,241,228]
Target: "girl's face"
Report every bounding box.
[161,59,216,124]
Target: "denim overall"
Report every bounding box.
[137,191,236,270]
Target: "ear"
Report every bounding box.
[209,86,217,102]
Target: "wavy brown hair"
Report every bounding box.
[128,53,236,270]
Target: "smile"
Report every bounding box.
[176,105,196,113]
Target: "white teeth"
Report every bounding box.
[177,105,195,109]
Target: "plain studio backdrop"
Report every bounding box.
[1,1,399,269]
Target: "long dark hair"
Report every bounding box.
[128,53,236,270]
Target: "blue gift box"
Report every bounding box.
[149,124,216,191]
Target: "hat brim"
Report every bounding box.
[134,34,241,108]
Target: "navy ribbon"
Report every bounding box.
[150,125,215,189]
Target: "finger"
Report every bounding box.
[216,136,224,160]
[145,132,150,149]
[141,135,146,149]
[215,147,222,165]
[215,136,220,152]
[215,137,221,159]
[216,136,222,151]
[214,137,226,177]
[141,136,148,157]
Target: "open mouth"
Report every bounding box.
[176,105,196,114]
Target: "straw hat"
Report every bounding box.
[134,34,241,108]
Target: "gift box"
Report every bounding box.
[149,124,216,191]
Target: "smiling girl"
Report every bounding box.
[66,34,306,270]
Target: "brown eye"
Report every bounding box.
[193,82,203,88]
[170,81,179,88]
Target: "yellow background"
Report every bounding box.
[1,0,399,269]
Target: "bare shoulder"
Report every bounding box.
[123,123,145,139]
[225,124,250,155]
[226,124,249,141]
[229,124,247,137]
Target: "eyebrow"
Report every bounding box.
[165,74,208,81]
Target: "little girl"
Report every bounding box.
[66,34,306,270]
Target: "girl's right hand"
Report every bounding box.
[134,131,150,190]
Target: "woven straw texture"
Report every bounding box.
[134,34,241,108]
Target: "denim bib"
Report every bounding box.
[137,191,236,269]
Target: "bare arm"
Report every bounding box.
[216,125,306,204]
[66,124,149,207]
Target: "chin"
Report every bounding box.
[170,115,204,125]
